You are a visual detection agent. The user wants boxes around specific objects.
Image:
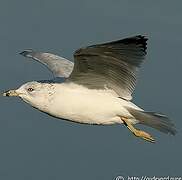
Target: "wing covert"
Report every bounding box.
[67,35,148,100]
[20,50,74,78]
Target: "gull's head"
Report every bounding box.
[3,81,54,109]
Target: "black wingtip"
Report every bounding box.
[136,35,148,53]
[98,35,148,56]
[121,35,148,54]
[19,49,33,57]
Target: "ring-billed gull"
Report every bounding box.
[3,35,176,143]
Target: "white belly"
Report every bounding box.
[45,83,139,125]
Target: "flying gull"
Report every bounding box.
[3,35,176,143]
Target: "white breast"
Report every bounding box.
[45,83,140,125]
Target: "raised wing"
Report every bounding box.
[67,35,147,100]
[20,50,74,78]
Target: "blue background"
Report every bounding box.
[0,0,181,179]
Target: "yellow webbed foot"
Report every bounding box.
[121,117,155,143]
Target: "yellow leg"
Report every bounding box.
[121,117,155,143]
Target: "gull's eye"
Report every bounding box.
[27,88,34,92]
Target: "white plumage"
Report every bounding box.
[27,82,141,124]
[3,35,176,143]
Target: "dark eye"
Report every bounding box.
[27,88,34,92]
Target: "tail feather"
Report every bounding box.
[127,108,177,135]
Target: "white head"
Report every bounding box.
[3,81,55,110]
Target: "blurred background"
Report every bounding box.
[0,0,182,179]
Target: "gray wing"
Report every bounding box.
[67,35,147,100]
[20,50,74,78]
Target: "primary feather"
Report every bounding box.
[68,35,147,100]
